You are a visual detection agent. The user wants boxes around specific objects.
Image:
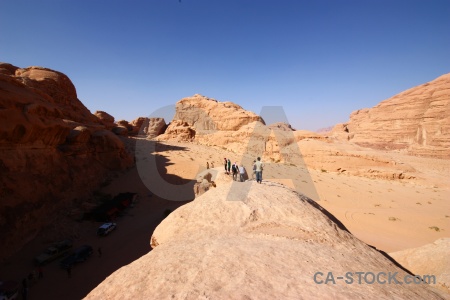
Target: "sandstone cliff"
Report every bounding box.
[158,95,306,163]
[86,172,445,299]
[0,63,133,261]
[332,73,450,158]
[173,94,264,132]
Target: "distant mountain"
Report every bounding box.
[316,126,333,134]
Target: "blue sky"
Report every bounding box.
[1,0,449,131]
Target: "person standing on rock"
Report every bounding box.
[255,157,263,183]
[232,162,238,181]
[211,161,214,168]
[239,164,246,182]
[227,159,231,175]
[224,158,228,174]
[206,161,209,169]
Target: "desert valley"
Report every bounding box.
[0,63,449,299]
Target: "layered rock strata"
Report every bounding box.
[332,73,450,158]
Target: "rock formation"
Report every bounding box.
[129,117,167,138]
[86,173,445,299]
[94,110,115,129]
[332,73,450,158]
[390,238,450,293]
[267,122,295,131]
[173,94,264,132]
[158,95,333,165]
[0,63,133,261]
[157,120,196,142]
[193,171,216,197]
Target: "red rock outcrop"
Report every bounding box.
[332,73,450,158]
[86,174,446,299]
[94,110,115,129]
[0,63,133,261]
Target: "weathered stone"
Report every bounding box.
[157,120,195,142]
[0,63,133,261]
[390,238,450,293]
[94,111,115,129]
[332,73,450,158]
[174,94,264,132]
[86,174,446,299]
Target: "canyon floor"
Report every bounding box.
[1,139,449,299]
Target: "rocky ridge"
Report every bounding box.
[331,73,450,158]
[86,171,446,299]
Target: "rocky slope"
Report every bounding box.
[390,238,450,293]
[331,73,450,158]
[86,171,446,299]
[0,63,133,261]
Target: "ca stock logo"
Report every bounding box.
[135,104,319,202]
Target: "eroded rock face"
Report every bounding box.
[332,73,450,158]
[0,63,133,261]
[86,176,445,299]
[129,117,167,138]
[174,94,264,132]
[157,120,195,142]
[94,111,115,129]
[159,95,328,164]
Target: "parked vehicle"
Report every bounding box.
[60,245,93,269]
[0,280,19,300]
[97,222,117,236]
[34,239,73,265]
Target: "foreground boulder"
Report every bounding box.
[390,238,450,293]
[0,63,133,261]
[86,177,445,299]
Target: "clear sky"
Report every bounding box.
[1,0,449,131]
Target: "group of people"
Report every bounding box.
[221,157,264,183]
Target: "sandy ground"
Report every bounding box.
[1,140,449,299]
